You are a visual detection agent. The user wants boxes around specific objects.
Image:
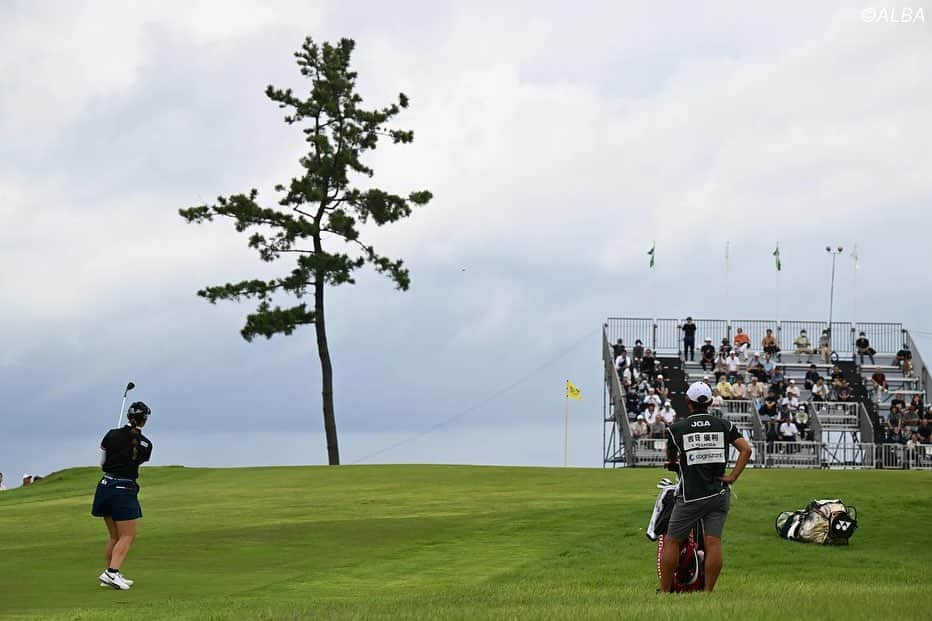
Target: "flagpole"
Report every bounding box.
[563,385,569,467]
[852,244,859,329]
[725,241,730,312]
[775,242,781,326]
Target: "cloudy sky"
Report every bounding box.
[2,1,930,485]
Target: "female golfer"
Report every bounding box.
[91,401,153,590]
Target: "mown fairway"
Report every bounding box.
[0,465,929,620]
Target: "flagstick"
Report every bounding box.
[563,388,569,467]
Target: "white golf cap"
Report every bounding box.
[686,381,713,404]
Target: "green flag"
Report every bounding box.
[647,242,655,268]
[773,244,781,271]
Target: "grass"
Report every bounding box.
[0,465,930,620]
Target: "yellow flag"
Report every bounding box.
[566,380,582,401]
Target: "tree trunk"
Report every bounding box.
[313,274,340,465]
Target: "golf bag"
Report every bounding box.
[776,499,858,545]
[647,480,705,592]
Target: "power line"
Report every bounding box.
[350,327,600,464]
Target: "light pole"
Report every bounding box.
[825,246,844,348]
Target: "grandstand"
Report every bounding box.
[602,317,932,470]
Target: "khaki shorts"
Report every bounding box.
[666,490,730,541]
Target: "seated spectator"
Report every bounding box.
[625,388,642,417]
[796,404,810,440]
[716,377,734,400]
[612,338,626,360]
[761,353,776,380]
[653,374,669,400]
[804,364,821,390]
[793,330,813,363]
[831,365,847,389]
[725,351,741,382]
[903,405,921,431]
[762,328,780,360]
[818,329,832,363]
[910,394,924,414]
[640,348,656,376]
[887,406,904,442]
[747,376,767,403]
[658,400,676,427]
[855,332,876,365]
[643,388,662,409]
[700,338,716,371]
[747,352,766,381]
[780,394,800,413]
[785,379,801,399]
[632,339,645,364]
[732,377,748,400]
[631,414,649,438]
[711,389,725,414]
[719,337,732,358]
[733,328,751,361]
[770,366,787,396]
[890,392,906,412]
[779,415,799,452]
[906,431,922,450]
[648,408,667,438]
[918,415,932,443]
[812,377,830,401]
[614,351,630,375]
[758,395,779,425]
[713,353,728,383]
[896,344,913,376]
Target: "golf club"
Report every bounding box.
[116,382,135,427]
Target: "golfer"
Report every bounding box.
[660,382,751,593]
[91,401,154,590]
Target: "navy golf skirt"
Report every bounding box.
[91,475,142,521]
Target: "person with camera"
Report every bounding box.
[659,382,752,594]
[91,401,154,590]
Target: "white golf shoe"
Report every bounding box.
[99,570,132,590]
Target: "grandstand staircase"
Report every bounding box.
[837,360,884,442]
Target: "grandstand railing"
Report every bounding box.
[604,318,905,360]
[632,438,668,466]
[766,441,821,468]
[879,444,932,470]
[810,401,859,430]
[717,400,764,441]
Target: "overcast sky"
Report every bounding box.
[2,1,931,485]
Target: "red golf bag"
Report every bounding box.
[647,479,706,593]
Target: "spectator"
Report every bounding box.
[653,374,670,400]
[793,330,813,363]
[855,332,876,365]
[761,353,776,380]
[796,404,810,440]
[785,379,801,399]
[711,389,725,414]
[770,366,787,397]
[649,407,667,438]
[747,376,767,403]
[625,388,642,418]
[766,418,779,454]
[890,392,906,412]
[812,377,830,401]
[896,344,913,376]
[719,337,732,358]
[903,405,921,431]
[658,400,676,427]
[612,338,626,360]
[614,350,630,375]
[747,353,766,381]
[631,414,649,438]
[725,351,741,382]
[681,317,697,361]
[818,329,833,364]
[887,407,904,442]
[643,388,663,409]
[831,365,847,390]
[780,394,800,413]
[632,339,645,364]
[762,328,780,360]
[758,396,779,425]
[804,364,821,390]
[0,472,5,492]
[700,338,716,371]
[22,473,32,486]
[779,415,799,444]
[910,394,924,414]
[640,348,656,377]
[733,328,750,361]
[716,376,734,400]
[732,377,748,400]
[917,414,932,443]
[906,431,922,450]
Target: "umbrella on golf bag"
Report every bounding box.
[646,478,705,593]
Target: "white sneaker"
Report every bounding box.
[99,576,133,587]
[99,570,132,590]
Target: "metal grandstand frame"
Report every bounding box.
[603,317,928,469]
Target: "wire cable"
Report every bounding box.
[350,327,601,464]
